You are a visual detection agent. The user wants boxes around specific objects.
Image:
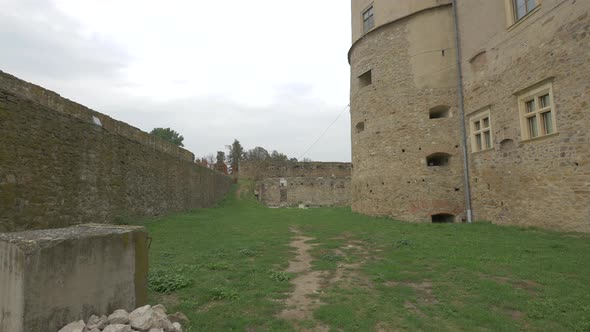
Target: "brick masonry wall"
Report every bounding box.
[458,1,590,232]
[257,177,351,207]
[239,161,352,181]
[0,72,232,232]
[349,5,466,222]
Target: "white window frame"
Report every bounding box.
[517,81,557,141]
[504,0,541,27]
[362,5,375,34]
[470,108,493,153]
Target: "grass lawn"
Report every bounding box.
[140,181,590,331]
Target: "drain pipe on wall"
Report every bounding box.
[451,0,473,223]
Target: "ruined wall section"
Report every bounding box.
[0,72,232,232]
[458,1,590,232]
[257,177,351,208]
[239,161,351,181]
[349,4,465,222]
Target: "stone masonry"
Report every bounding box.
[240,161,352,208]
[0,224,148,332]
[458,0,590,232]
[349,2,465,222]
[0,71,232,232]
[349,0,590,232]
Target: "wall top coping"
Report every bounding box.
[0,224,145,253]
[0,70,195,163]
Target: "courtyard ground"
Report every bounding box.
[141,182,590,331]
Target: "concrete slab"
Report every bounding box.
[0,224,148,332]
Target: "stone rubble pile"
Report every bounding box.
[58,304,189,332]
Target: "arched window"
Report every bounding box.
[432,214,455,223]
[429,105,450,119]
[426,153,451,167]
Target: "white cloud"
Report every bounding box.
[1,0,352,161]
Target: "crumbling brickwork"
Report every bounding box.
[257,177,351,208]
[0,71,232,232]
[240,161,352,207]
[240,161,352,181]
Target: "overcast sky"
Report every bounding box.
[1,0,352,161]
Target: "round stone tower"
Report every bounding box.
[349,0,465,222]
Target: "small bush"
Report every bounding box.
[206,261,230,271]
[321,254,342,262]
[395,240,413,248]
[211,287,239,301]
[174,264,199,274]
[210,249,228,258]
[148,271,191,294]
[239,248,257,257]
[270,271,292,282]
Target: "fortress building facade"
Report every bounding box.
[349,0,590,232]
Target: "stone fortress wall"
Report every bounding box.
[349,1,465,222]
[240,161,352,207]
[349,0,590,232]
[0,71,232,232]
[457,0,590,232]
[239,160,352,181]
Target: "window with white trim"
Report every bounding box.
[362,5,374,34]
[470,109,493,152]
[513,0,537,21]
[517,81,557,140]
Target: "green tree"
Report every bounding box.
[270,150,289,161]
[227,139,245,167]
[150,127,184,147]
[244,147,270,161]
[216,151,226,165]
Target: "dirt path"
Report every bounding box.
[279,228,329,331]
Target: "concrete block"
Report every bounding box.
[0,224,149,332]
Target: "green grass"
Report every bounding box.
[140,181,590,331]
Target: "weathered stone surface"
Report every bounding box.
[256,176,351,208]
[172,322,183,332]
[0,70,232,232]
[102,324,132,332]
[152,304,167,314]
[57,320,85,332]
[108,309,131,325]
[0,225,148,332]
[148,329,164,332]
[87,315,109,330]
[240,161,351,181]
[349,0,590,232]
[456,0,590,233]
[242,161,352,208]
[167,312,189,327]
[129,305,154,330]
[350,4,464,224]
[153,309,175,332]
[87,328,101,332]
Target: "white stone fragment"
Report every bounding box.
[129,305,156,331]
[58,320,85,332]
[86,314,109,330]
[172,322,183,332]
[103,324,132,332]
[152,304,167,314]
[153,309,175,331]
[108,309,130,325]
